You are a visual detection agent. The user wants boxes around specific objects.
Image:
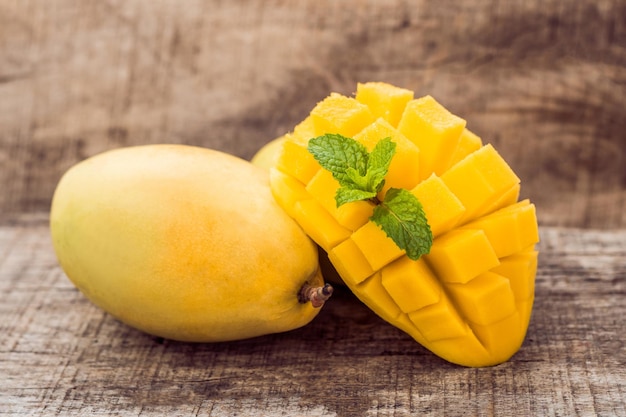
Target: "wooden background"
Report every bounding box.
[1,0,625,227]
[1,0,625,416]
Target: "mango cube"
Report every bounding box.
[448,128,483,168]
[482,183,521,215]
[329,238,374,286]
[381,256,441,313]
[311,93,375,138]
[445,271,517,326]
[351,221,405,271]
[491,250,538,302]
[292,116,317,142]
[398,95,466,179]
[461,200,539,258]
[268,168,311,219]
[441,144,520,224]
[410,174,466,237]
[516,297,535,333]
[276,138,320,184]
[355,82,414,127]
[408,295,470,342]
[426,229,500,284]
[293,199,350,251]
[357,273,403,321]
[470,313,525,360]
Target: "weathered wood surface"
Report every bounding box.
[0,215,624,416]
[1,0,625,228]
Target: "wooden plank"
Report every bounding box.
[0,216,624,416]
[1,0,625,228]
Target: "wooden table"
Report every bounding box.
[1,214,624,416]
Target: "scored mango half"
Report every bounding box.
[269,82,539,367]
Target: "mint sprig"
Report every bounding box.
[309,134,395,206]
[371,188,433,261]
[308,134,433,260]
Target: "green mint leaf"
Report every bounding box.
[343,167,372,190]
[308,134,391,208]
[308,134,368,185]
[371,188,433,260]
[367,137,395,192]
[335,187,378,207]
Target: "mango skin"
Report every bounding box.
[50,144,324,342]
[250,135,287,170]
[252,139,346,287]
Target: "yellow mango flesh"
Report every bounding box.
[410,174,465,237]
[311,93,375,138]
[353,118,421,196]
[398,95,467,179]
[51,145,324,342]
[268,82,540,367]
[305,169,375,231]
[355,82,414,128]
[449,128,483,167]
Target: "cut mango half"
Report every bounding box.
[268,82,539,367]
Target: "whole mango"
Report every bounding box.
[50,144,330,342]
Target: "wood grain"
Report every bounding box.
[0,215,625,416]
[1,0,625,228]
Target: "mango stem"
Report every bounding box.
[299,283,333,308]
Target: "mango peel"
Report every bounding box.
[50,144,331,342]
[262,82,540,367]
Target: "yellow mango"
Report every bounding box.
[51,145,328,342]
[381,256,442,313]
[445,272,517,326]
[353,118,421,196]
[264,82,539,367]
[426,229,500,284]
[305,169,374,231]
[293,199,351,251]
[441,144,520,224]
[410,174,466,237]
[310,93,375,137]
[407,295,471,343]
[491,250,538,302]
[351,221,405,271]
[356,273,403,321]
[268,168,311,219]
[461,200,539,258]
[448,128,483,168]
[275,138,320,184]
[516,297,535,334]
[292,116,317,142]
[470,313,526,363]
[398,95,467,179]
[355,81,414,127]
[328,238,375,286]
[483,183,521,214]
[251,135,287,170]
